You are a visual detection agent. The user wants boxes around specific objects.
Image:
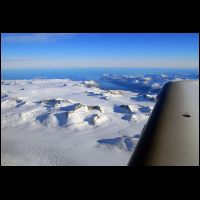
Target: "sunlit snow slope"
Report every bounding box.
[1,79,156,166]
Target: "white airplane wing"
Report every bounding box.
[128,80,199,166]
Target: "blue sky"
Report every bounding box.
[1,33,199,69]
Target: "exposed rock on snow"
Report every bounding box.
[42,98,72,104]
[66,104,105,126]
[119,105,134,114]
[86,92,101,97]
[83,80,98,88]
[90,114,106,125]
[131,93,156,102]
[73,103,86,110]
[107,90,122,95]
[1,97,26,108]
[37,98,73,108]
[87,105,102,113]
[86,90,121,100]
[73,83,82,87]
[114,104,139,114]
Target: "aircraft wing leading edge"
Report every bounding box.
[128,80,199,166]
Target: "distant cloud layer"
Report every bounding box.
[1,33,77,42]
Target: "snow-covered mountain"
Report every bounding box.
[1,79,154,166]
[101,72,199,95]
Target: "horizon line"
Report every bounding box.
[2,66,199,70]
